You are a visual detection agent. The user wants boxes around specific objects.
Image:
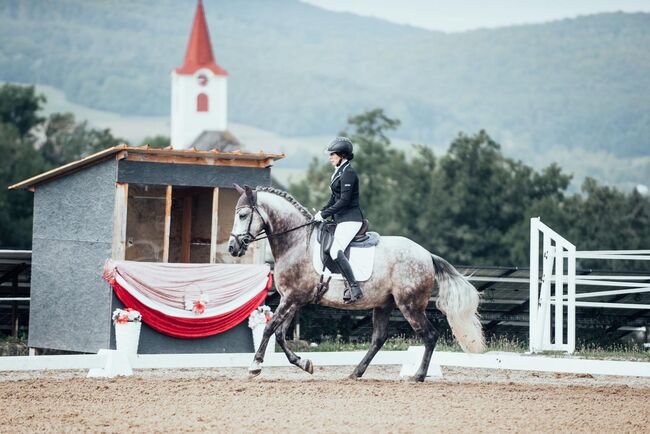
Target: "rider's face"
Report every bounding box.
[328,153,342,167]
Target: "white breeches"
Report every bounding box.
[330,221,363,260]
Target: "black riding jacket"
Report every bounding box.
[321,161,364,222]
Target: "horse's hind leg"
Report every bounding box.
[349,300,395,380]
[397,303,440,382]
[274,303,314,374]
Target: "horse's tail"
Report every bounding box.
[431,254,485,353]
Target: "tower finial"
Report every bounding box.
[175,0,227,76]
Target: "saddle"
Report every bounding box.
[316,219,378,275]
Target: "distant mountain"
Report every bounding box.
[1,0,648,157]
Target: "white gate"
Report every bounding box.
[529,217,650,353]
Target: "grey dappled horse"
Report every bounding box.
[228,185,485,382]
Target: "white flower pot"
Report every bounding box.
[251,323,275,356]
[115,321,141,354]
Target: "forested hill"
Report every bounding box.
[1,0,648,157]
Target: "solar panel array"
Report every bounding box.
[0,251,31,337]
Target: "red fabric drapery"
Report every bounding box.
[110,273,272,339]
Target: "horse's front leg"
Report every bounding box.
[249,298,298,377]
[274,301,313,374]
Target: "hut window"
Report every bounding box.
[125,184,167,262]
[169,187,213,263]
[197,93,208,112]
[124,185,257,265]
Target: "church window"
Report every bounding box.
[197,93,208,112]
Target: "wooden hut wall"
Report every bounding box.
[28,159,118,353]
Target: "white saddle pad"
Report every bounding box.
[312,238,376,282]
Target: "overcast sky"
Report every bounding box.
[301,0,650,32]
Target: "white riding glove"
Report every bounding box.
[314,211,325,222]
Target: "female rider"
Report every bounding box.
[313,137,364,304]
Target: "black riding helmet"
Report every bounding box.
[325,136,354,160]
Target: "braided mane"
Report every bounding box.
[255,186,313,220]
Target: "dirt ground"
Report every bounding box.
[1,365,649,433]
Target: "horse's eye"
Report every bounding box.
[239,213,247,220]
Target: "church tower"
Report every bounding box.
[171,0,228,149]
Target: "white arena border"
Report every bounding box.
[1,347,649,379]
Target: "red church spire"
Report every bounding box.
[175,0,228,76]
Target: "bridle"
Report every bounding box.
[230,204,316,250]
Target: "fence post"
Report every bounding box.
[554,243,564,349]
[567,245,576,353]
[529,218,540,352]
[534,234,554,351]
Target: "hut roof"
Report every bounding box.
[9,144,285,191]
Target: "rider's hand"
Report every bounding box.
[314,211,325,222]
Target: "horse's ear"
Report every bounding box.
[244,185,257,206]
[233,183,245,195]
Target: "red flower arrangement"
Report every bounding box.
[185,295,209,315]
[112,307,142,324]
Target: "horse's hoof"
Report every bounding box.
[248,360,262,377]
[348,373,361,380]
[409,375,425,383]
[301,359,314,375]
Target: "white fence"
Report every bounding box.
[2,348,650,379]
[529,217,650,353]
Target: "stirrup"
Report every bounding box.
[343,284,363,304]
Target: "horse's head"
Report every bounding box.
[228,184,267,257]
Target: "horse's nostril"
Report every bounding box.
[228,245,234,254]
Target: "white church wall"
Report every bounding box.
[171,68,227,149]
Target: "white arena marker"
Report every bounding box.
[87,350,132,378]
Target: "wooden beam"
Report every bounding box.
[163,185,172,262]
[181,196,193,263]
[125,153,270,168]
[210,188,220,263]
[111,183,129,260]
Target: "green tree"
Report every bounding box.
[421,131,573,265]
[0,84,46,137]
[0,123,44,248]
[139,135,170,149]
[40,112,123,169]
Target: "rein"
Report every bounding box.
[231,205,316,247]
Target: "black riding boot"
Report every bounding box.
[335,250,363,304]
